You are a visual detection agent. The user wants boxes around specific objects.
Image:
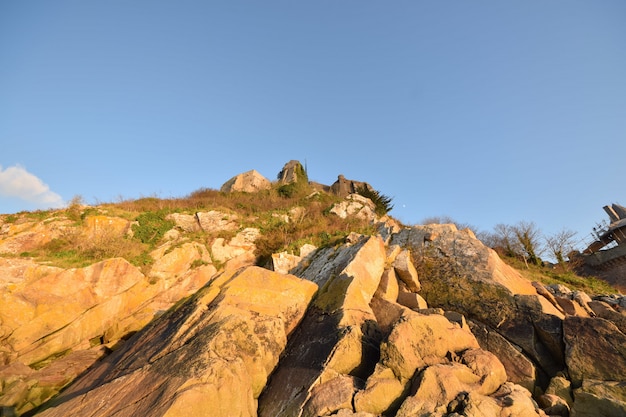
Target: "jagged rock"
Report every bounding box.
[330,194,377,222]
[0,254,222,413]
[34,266,318,417]
[165,212,201,232]
[374,268,400,302]
[0,349,104,416]
[545,375,574,407]
[462,382,545,417]
[571,379,626,417]
[537,393,570,416]
[0,258,149,366]
[210,227,260,269]
[555,296,590,317]
[196,210,239,232]
[149,241,213,281]
[391,248,420,292]
[258,236,386,417]
[563,316,626,385]
[0,218,72,254]
[532,281,566,315]
[394,348,510,417]
[271,244,318,274]
[469,319,538,393]
[82,215,131,238]
[220,169,271,193]
[391,224,566,386]
[277,160,306,184]
[588,300,626,334]
[397,290,428,310]
[354,309,482,416]
[301,374,357,417]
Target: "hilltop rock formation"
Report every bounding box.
[277,160,307,184]
[0,166,625,416]
[220,169,271,193]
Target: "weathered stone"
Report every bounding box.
[545,375,574,406]
[83,215,130,239]
[353,365,408,415]
[149,241,212,281]
[374,268,399,302]
[381,311,479,381]
[210,227,259,266]
[397,291,428,310]
[555,296,590,317]
[220,169,271,193]
[392,249,420,292]
[35,267,318,417]
[537,393,570,416]
[165,213,201,232]
[0,218,72,254]
[329,194,377,222]
[392,224,565,380]
[469,320,538,394]
[395,363,484,416]
[277,160,306,184]
[571,379,626,417]
[197,210,239,233]
[563,316,626,385]
[1,258,148,366]
[258,236,385,417]
[532,281,565,315]
[301,375,357,417]
[588,300,626,334]
[272,251,301,274]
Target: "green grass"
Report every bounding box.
[500,255,618,295]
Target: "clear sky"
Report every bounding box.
[1,1,625,251]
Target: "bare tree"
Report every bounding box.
[513,221,543,266]
[488,223,520,257]
[545,228,578,267]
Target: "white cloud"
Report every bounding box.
[0,165,66,209]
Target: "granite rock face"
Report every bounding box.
[0,192,624,416]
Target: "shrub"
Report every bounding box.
[132,211,175,246]
[355,186,394,216]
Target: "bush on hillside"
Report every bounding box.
[356,185,394,216]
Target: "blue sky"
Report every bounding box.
[1,1,625,250]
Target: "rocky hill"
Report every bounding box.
[0,161,624,417]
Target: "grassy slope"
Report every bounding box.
[1,185,618,295]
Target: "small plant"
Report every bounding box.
[132,211,175,246]
[66,195,84,222]
[4,214,18,224]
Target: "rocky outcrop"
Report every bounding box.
[330,194,378,222]
[220,169,271,193]
[34,267,318,417]
[1,191,625,416]
[277,160,306,184]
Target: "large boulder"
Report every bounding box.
[220,169,271,193]
[34,267,318,417]
[563,316,626,386]
[391,224,565,389]
[0,250,221,413]
[330,194,377,222]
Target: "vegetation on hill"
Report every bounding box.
[1,182,618,295]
